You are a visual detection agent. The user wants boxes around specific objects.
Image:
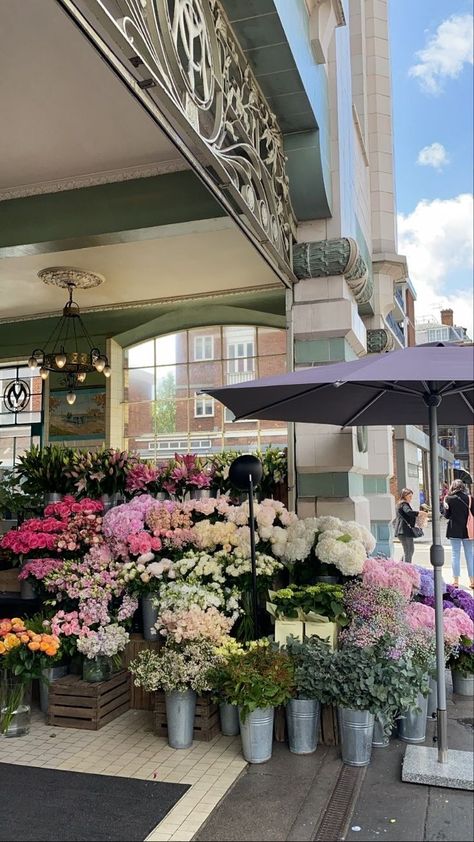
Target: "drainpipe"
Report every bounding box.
[285,286,297,513]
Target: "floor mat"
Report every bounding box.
[0,763,189,841]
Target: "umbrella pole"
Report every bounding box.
[428,396,448,763]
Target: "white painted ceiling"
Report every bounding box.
[0,0,183,191]
[0,219,277,321]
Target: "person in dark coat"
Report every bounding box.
[394,488,419,564]
[444,479,474,588]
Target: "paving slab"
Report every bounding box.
[402,746,473,790]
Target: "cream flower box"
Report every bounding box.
[304,621,338,651]
[274,618,304,647]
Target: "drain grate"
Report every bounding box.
[313,765,365,842]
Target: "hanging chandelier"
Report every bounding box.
[28,267,111,406]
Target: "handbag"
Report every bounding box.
[463,495,474,540]
[411,525,424,538]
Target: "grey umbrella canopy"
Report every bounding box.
[207,343,473,426]
[206,342,474,763]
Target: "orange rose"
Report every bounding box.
[39,641,50,652]
[19,634,30,644]
[0,620,12,636]
[27,641,40,651]
[0,641,6,655]
[44,646,57,656]
[4,633,21,650]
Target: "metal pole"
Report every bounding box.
[427,392,448,763]
[248,474,259,639]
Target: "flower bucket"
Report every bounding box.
[239,707,274,764]
[314,575,339,584]
[39,665,68,715]
[165,689,197,749]
[274,619,304,647]
[427,676,438,719]
[303,621,338,651]
[155,492,167,501]
[100,493,121,512]
[44,493,62,505]
[20,580,37,600]
[372,715,390,748]
[141,594,159,642]
[219,702,240,736]
[189,489,212,500]
[451,669,474,697]
[0,675,31,738]
[286,698,320,754]
[339,708,374,766]
[82,656,112,683]
[398,691,428,743]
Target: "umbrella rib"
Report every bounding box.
[232,382,335,421]
[438,381,456,395]
[460,391,474,415]
[442,382,474,397]
[341,388,387,427]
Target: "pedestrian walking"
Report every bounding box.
[394,488,421,564]
[444,479,474,588]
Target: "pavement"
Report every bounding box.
[395,518,473,591]
[195,681,473,842]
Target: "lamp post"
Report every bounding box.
[228,454,263,639]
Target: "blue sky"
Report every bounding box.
[389,1,473,334]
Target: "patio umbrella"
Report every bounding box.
[206,342,474,762]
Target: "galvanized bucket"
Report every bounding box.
[141,594,159,641]
[451,670,474,696]
[20,579,37,600]
[39,665,68,714]
[219,702,240,736]
[427,676,438,718]
[286,698,320,754]
[339,708,374,766]
[165,689,197,749]
[44,493,62,505]
[189,489,212,500]
[372,714,390,747]
[239,707,274,764]
[398,691,428,743]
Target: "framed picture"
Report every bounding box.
[49,388,106,441]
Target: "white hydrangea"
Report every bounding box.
[314,515,344,533]
[316,534,366,576]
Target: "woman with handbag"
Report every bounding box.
[394,488,421,564]
[444,479,474,589]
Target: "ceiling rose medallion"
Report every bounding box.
[28,267,110,405]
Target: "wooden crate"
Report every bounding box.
[154,692,220,742]
[47,670,130,730]
[122,634,161,711]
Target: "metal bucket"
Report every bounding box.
[339,708,374,766]
[239,707,274,763]
[155,492,167,501]
[427,677,438,718]
[286,698,320,754]
[452,670,474,696]
[44,493,62,505]
[141,594,159,641]
[219,702,240,736]
[372,715,389,747]
[398,692,428,743]
[39,665,68,714]
[189,489,212,500]
[165,689,197,749]
[100,493,122,512]
[20,580,37,600]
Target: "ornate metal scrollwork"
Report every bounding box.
[292,238,373,306]
[366,328,397,354]
[81,0,295,270]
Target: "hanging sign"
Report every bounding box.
[3,379,31,413]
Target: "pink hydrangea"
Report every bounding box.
[363,556,420,600]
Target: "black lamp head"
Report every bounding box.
[228,454,263,491]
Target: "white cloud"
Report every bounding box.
[397,194,474,336]
[409,13,473,94]
[417,142,449,169]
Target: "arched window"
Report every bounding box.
[124,326,287,460]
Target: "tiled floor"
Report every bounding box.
[1,708,247,841]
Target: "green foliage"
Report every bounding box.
[284,636,332,702]
[208,447,287,500]
[206,640,294,720]
[153,372,177,435]
[16,445,75,496]
[0,468,42,518]
[269,583,347,624]
[450,647,474,676]
[325,646,429,718]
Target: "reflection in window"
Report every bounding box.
[124,326,287,460]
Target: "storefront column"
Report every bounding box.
[364,426,395,556]
[105,339,124,449]
[290,249,371,528]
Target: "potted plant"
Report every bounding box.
[0,617,61,736]
[267,586,304,646]
[130,639,220,749]
[125,461,170,500]
[163,453,212,501]
[206,639,294,763]
[443,587,474,697]
[207,637,245,736]
[325,646,397,766]
[371,653,430,748]
[67,448,137,507]
[16,445,74,503]
[284,636,331,754]
[75,623,129,683]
